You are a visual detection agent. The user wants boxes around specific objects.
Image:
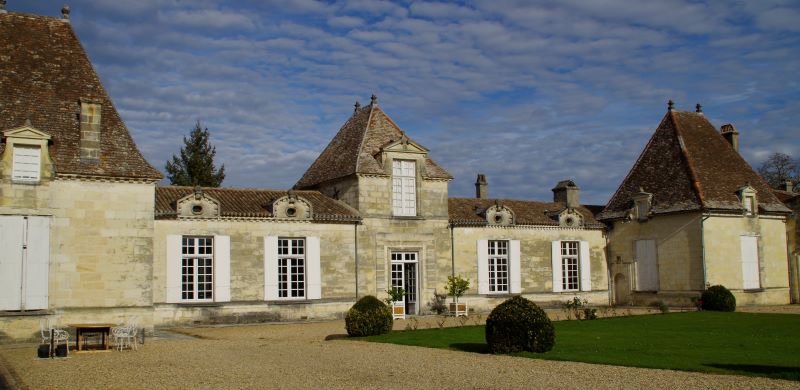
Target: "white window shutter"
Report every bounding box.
[0,216,24,310]
[165,235,182,303]
[509,240,521,294]
[264,236,279,300]
[214,235,231,302]
[551,241,562,293]
[12,145,41,181]
[579,241,591,291]
[307,236,321,300]
[477,240,489,294]
[24,217,50,310]
[740,236,760,289]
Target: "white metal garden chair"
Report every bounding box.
[39,318,69,356]
[112,316,139,351]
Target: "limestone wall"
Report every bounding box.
[153,220,358,304]
[452,226,608,307]
[704,215,789,304]
[607,212,703,303]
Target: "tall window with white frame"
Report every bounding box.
[488,240,509,293]
[278,238,305,298]
[181,236,213,301]
[561,241,580,291]
[392,160,416,216]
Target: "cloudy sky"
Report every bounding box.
[11,0,800,204]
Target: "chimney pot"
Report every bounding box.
[475,174,488,199]
[720,123,739,153]
[552,180,580,209]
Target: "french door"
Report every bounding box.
[390,252,418,314]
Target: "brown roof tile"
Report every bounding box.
[294,102,452,188]
[599,109,790,220]
[449,197,602,227]
[155,186,360,221]
[0,12,162,180]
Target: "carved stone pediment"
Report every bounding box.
[557,208,584,228]
[176,187,220,218]
[484,202,515,226]
[272,191,313,220]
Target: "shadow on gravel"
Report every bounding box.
[704,363,800,381]
[324,334,349,341]
[449,343,490,354]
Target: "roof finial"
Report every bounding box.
[354,100,361,113]
[667,100,675,111]
[695,103,703,114]
[0,0,7,14]
[61,4,71,20]
[370,94,377,106]
[193,186,203,200]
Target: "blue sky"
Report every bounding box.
[10,1,800,204]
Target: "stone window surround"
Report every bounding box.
[3,124,52,185]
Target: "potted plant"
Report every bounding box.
[384,287,406,320]
[445,275,470,317]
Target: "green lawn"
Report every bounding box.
[363,312,800,381]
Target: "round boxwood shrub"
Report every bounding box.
[485,296,555,354]
[345,295,393,337]
[701,285,736,312]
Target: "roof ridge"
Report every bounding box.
[353,103,375,174]
[670,111,706,206]
[157,185,322,194]
[599,113,668,216]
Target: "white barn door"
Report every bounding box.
[0,216,49,310]
[635,240,658,291]
[740,236,760,290]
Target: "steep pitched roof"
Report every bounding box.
[599,109,790,220]
[155,186,360,221]
[294,101,452,188]
[0,12,162,180]
[449,197,603,228]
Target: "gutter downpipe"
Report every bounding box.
[354,221,359,300]
[450,223,455,277]
[700,213,710,290]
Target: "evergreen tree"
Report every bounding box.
[165,121,225,187]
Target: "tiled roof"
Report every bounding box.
[599,109,790,220]
[294,101,452,188]
[0,12,162,180]
[155,186,360,221]
[773,189,800,205]
[449,197,603,227]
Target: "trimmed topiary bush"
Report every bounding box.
[345,295,393,337]
[701,285,736,312]
[485,296,555,353]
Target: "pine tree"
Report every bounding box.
[165,121,226,187]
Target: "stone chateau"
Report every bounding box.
[0,7,796,340]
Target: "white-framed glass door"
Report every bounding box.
[390,252,418,314]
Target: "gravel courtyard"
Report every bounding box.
[1,308,799,389]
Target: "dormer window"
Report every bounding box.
[632,188,653,222]
[12,145,41,182]
[737,185,757,217]
[392,159,416,216]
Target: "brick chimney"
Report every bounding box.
[552,180,580,209]
[475,174,488,199]
[720,123,739,152]
[80,99,101,162]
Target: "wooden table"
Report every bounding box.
[69,323,116,351]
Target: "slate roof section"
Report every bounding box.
[294,101,452,189]
[449,197,603,228]
[0,12,162,180]
[599,109,790,220]
[155,186,361,221]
